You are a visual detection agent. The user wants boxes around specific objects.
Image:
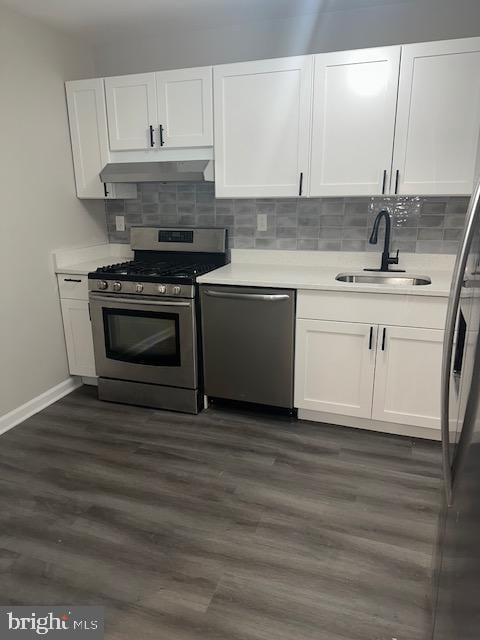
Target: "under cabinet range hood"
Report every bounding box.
[100,160,210,183]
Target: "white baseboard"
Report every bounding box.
[0,377,83,437]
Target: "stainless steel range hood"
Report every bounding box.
[100,160,210,183]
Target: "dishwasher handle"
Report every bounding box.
[203,290,291,302]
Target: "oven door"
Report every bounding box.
[89,293,197,389]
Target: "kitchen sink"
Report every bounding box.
[335,273,432,286]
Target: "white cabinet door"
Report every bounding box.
[66,79,109,199]
[60,299,96,377]
[310,47,400,197]
[393,37,480,195]
[156,67,213,147]
[66,80,137,200]
[295,319,376,418]
[214,56,313,197]
[372,325,443,429]
[105,73,157,150]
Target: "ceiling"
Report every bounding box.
[1,0,416,39]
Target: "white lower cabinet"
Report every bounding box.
[60,300,96,377]
[295,320,376,418]
[295,308,444,437]
[57,274,96,378]
[372,325,443,429]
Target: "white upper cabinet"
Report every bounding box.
[105,73,157,150]
[68,37,480,199]
[214,56,313,198]
[393,37,480,196]
[156,67,213,147]
[104,68,213,151]
[66,79,109,198]
[66,79,136,199]
[310,47,400,197]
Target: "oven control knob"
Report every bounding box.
[113,281,122,292]
[135,283,144,293]
[172,286,181,295]
[158,285,167,294]
[97,280,108,290]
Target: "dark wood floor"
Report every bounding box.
[0,386,442,639]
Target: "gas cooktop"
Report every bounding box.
[90,260,220,284]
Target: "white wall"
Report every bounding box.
[94,0,480,76]
[0,6,108,417]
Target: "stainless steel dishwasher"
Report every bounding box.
[200,285,295,408]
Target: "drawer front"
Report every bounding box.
[297,290,447,329]
[57,274,89,301]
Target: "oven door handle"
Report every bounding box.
[89,293,191,307]
[204,290,290,302]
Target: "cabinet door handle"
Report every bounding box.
[159,124,165,147]
[64,278,82,283]
[298,172,304,196]
[381,327,386,351]
[381,170,387,195]
[103,183,109,198]
[369,326,374,350]
[149,125,155,147]
[394,170,400,195]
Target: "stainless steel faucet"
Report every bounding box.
[364,209,406,273]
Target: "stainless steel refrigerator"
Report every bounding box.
[432,180,480,639]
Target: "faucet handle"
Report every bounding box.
[389,249,400,265]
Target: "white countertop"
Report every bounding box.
[53,243,133,275]
[55,257,129,275]
[53,243,454,296]
[197,250,454,297]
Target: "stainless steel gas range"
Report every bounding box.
[88,227,228,414]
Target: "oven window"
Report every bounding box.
[103,308,180,366]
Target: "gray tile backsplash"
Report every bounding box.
[106,183,469,254]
